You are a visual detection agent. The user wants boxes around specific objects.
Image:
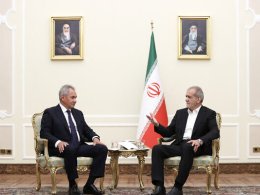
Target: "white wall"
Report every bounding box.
[0,0,260,164]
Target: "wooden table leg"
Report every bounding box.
[137,154,145,190]
[110,153,119,189]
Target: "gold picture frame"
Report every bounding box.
[178,16,210,60]
[51,16,83,60]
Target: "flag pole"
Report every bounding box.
[137,20,168,148]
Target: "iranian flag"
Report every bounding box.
[137,32,168,148]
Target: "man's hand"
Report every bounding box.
[64,47,72,54]
[57,141,69,153]
[187,139,201,152]
[146,113,159,127]
[93,137,105,145]
[197,46,203,52]
[70,42,76,49]
[184,45,193,54]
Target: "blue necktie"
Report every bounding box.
[66,110,79,147]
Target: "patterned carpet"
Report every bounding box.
[0,186,260,195]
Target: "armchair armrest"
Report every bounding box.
[159,134,177,144]
[212,138,220,163]
[36,137,50,159]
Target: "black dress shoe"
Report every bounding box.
[166,187,183,195]
[83,184,102,195]
[69,184,82,195]
[151,185,166,195]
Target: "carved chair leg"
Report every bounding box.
[99,177,104,192]
[167,167,178,184]
[214,165,220,189]
[50,167,58,194]
[173,168,178,182]
[35,163,41,191]
[206,166,212,194]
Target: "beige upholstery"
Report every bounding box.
[32,112,104,194]
[159,113,221,194]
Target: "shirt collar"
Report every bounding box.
[59,103,69,113]
[188,105,202,114]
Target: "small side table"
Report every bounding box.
[108,148,149,190]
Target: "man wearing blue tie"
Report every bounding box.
[40,84,108,195]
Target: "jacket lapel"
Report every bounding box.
[56,105,70,134]
[191,106,205,136]
[180,109,189,137]
[71,109,83,139]
[71,109,80,130]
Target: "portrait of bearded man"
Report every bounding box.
[182,22,206,55]
[55,22,79,55]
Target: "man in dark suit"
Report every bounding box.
[40,84,108,195]
[147,86,220,195]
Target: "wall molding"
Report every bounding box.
[0,124,15,160]
[247,123,260,159]
[246,0,260,116]
[216,0,241,118]
[0,0,16,118]
[0,110,12,119]
[22,123,34,160]
[219,123,240,160]
[22,0,27,118]
[250,110,260,119]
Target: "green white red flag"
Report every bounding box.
[137,32,168,148]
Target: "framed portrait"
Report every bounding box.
[51,16,83,60]
[178,16,210,60]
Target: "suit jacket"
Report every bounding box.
[40,105,99,150]
[155,106,220,154]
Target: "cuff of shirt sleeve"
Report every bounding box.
[92,136,100,141]
[55,140,61,148]
[198,139,203,146]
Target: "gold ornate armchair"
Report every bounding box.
[32,112,104,194]
[159,113,221,194]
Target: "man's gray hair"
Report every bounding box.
[59,84,75,99]
[188,86,204,103]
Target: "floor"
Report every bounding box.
[0,173,259,189]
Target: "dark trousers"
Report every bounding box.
[49,143,108,181]
[151,140,207,187]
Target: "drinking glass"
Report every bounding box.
[111,141,118,149]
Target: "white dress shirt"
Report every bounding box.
[55,104,80,147]
[183,106,201,140]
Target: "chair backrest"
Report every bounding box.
[216,113,222,129]
[32,112,44,155]
[212,113,221,160]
